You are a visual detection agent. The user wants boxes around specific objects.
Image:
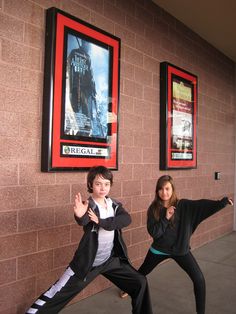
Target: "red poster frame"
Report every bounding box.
[160,62,197,170]
[41,7,120,171]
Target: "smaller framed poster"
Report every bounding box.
[41,7,120,171]
[160,62,197,170]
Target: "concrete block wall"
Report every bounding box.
[0,0,235,312]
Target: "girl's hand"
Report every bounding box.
[166,206,175,220]
[73,193,88,218]
[228,198,234,205]
[88,208,99,224]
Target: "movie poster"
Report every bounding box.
[64,33,110,141]
[41,8,120,171]
[171,77,193,161]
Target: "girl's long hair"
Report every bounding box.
[150,175,178,223]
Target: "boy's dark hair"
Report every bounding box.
[87,166,113,193]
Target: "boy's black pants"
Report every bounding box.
[26,256,153,314]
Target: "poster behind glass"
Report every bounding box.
[41,8,120,172]
[160,62,197,169]
[171,77,193,161]
[63,32,110,142]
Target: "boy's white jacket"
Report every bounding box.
[69,196,131,280]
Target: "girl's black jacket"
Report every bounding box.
[147,197,230,256]
[69,197,131,280]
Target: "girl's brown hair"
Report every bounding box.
[150,175,178,222]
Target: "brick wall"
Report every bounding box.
[0,0,235,312]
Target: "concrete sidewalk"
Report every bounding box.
[61,232,236,314]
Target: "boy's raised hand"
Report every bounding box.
[74,193,89,218]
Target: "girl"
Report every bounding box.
[121,175,233,314]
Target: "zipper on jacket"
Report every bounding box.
[117,230,130,263]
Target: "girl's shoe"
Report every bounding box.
[120,291,128,298]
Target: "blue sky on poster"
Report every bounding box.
[67,34,109,104]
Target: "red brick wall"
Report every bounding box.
[0,0,235,312]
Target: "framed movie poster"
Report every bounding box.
[41,7,120,171]
[160,62,197,169]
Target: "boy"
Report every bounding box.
[26,166,153,313]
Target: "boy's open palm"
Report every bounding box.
[74,193,88,218]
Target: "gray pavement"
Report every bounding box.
[61,232,236,314]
